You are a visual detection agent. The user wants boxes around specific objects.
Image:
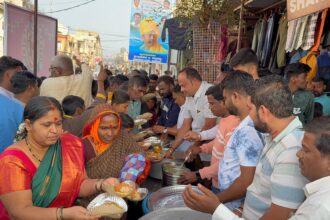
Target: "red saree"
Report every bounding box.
[0,133,85,219]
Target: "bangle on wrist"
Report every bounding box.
[56,208,59,220]
[96,93,106,100]
[198,133,202,141]
[100,179,106,192]
[59,207,64,220]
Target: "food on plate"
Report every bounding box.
[128,191,141,201]
[114,182,135,197]
[145,151,162,160]
[153,144,162,154]
[134,119,148,127]
[102,178,120,194]
[127,188,148,201]
[138,112,153,120]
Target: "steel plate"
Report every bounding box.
[147,185,200,211]
[139,207,212,220]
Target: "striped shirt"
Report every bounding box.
[199,115,240,188]
[243,117,309,219]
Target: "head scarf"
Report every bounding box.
[140,17,160,37]
[83,104,121,155]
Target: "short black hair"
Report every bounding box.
[0,56,24,82]
[104,69,113,76]
[179,67,202,81]
[222,70,255,96]
[252,74,293,118]
[205,84,224,101]
[25,96,63,123]
[139,69,149,78]
[230,48,258,68]
[173,84,183,93]
[112,90,130,105]
[258,68,273,78]
[149,74,159,81]
[221,63,232,72]
[91,79,110,98]
[312,77,326,84]
[132,69,141,75]
[128,75,148,88]
[38,76,47,87]
[304,117,330,155]
[11,71,38,94]
[110,74,129,87]
[120,113,134,129]
[157,75,174,86]
[62,95,85,116]
[284,63,311,81]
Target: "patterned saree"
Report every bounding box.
[0,133,85,219]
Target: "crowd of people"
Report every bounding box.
[0,47,330,220]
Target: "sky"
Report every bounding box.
[38,0,132,56]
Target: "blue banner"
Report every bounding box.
[128,0,175,64]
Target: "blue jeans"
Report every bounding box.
[214,187,243,211]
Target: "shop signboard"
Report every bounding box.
[288,0,330,20]
[128,0,176,64]
[4,3,57,76]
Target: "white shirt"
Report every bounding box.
[212,176,330,220]
[176,103,193,152]
[40,64,93,107]
[200,125,218,141]
[177,102,190,129]
[290,176,330,220]
[185,81,216,132]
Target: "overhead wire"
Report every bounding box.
[43,0,96,13]
[40,0,90,6]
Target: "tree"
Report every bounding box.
[175,0,237,26]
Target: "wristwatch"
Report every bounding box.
[163,128,168,134]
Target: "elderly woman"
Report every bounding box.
[82,104,147,185]
[0,96,117,220]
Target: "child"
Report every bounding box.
[62,95,85,118]
[119,112,135,133]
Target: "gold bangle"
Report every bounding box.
[59,207,64,220]
[99,179,106,192]
[56,208,59,220]
[96,93,106,100]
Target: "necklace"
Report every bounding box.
[25,138,43,162]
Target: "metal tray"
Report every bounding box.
[147,185,200,211]
[139,207,212,220]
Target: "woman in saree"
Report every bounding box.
[82,104,149,186]
[0,97,118,220]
